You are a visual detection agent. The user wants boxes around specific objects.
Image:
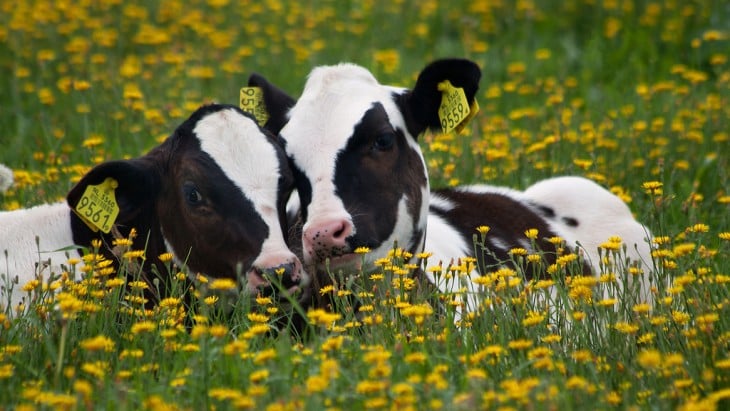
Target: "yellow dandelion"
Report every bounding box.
[130,321,156,334]
[637,349,662,370]
[79,335,115,352]
[641,181,663,195]
[509,247,528,256]
[686,223,709,233]
[524,228,539,239]
[476,225,490,235]
[522,311,546,327]
[209,278,237,291]
[127,280,148,290]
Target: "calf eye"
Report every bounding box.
[372,132,395,151]
[183,183,203,206]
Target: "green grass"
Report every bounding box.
[1,0,729,409]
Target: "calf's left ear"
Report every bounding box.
[67,158,160,226]
[247,73,297,136]
[400,58,482,137]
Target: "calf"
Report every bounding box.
[249,60,654,311]
[251,59,481,274]
[1,104,308,312]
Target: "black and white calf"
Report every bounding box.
[249,60,654,308]
[251,59,480,272]
[1,104,308,312]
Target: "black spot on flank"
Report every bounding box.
[562,216,579,227]
[537,205,556,218]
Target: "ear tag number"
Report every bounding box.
[437,80,478,134]
[73,177,120,234]
[239,87,269,127]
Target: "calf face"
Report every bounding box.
[66,104,308,302]
[251,59,481,272]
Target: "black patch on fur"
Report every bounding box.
[537,205,556,218]
[562,216,579,227]
[430,188,592,280]
[330,103,427,253]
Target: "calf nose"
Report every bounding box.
[248,256,309,297]
[262,263,299,289]
[302,218,354,260]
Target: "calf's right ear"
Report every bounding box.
[247,73,297,136]
[67,158,160,226]
[400,58,482,138]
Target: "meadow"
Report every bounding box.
[1,0,729,409]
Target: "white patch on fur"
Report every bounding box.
[452,183,525,199]
[422,212,482,319]
[524,176,655,302]
[429,192,456,212]
[489,237,511,254]
[422,213,471,280]
[285,190,301,223]
[0,164,13,193]
[415,185,430,251]
[366,195,416,267]
[0,202,76,311]
[194,109,307,286]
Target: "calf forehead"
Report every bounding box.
[192,108,284,218]
[283,68,407,179]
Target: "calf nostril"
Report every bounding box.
[332,222,347,239]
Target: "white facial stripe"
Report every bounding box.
[416,185,430,249]
[193,108,288,251]
[365,195,415,268]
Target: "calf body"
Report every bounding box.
[1,104,308,312]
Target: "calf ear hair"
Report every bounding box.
[400,58,481,138]
[67,158,160,225]
[248,73,297,136]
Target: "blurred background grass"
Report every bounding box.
[0,0,728,235]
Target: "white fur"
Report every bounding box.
[0,164,13,193]
[523,176,654,301]
[0,202,76,311]
[450,183,525,198]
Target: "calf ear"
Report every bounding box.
[67,158,160,225]
[401,58,481,137]
[248,73,297,136]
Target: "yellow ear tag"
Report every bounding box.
[437,80,478,134]
[239,87,269,127]
[73,177,120,234]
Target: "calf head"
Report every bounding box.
[66,104,308,302]
[251,59,481,272]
